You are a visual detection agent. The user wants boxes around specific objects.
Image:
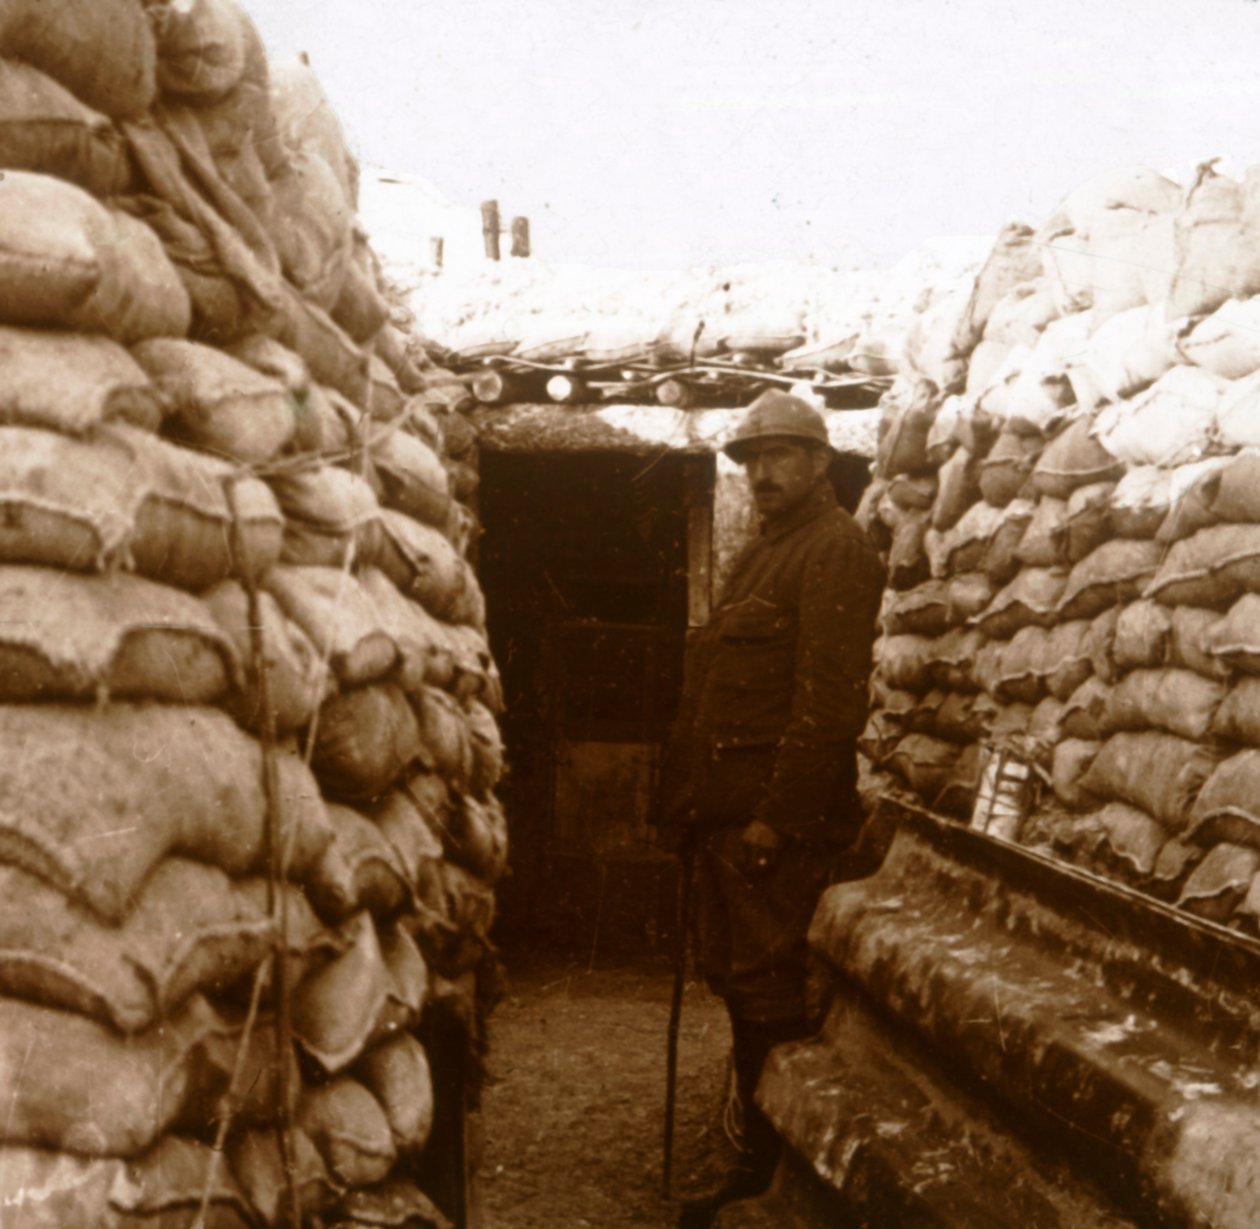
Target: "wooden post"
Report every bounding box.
[430,236,445,271]
[545,373,595,404]
[480,200,501,261]
[510,216,531,258]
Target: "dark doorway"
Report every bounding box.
[478,449,711,961]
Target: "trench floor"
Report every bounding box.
[477,956,737,1229]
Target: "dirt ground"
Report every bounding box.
[477,956,741,1229]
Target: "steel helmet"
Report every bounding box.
[721,390,831,462]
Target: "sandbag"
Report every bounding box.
[986,626,1050,705]
[0,704,331,921]
[930,627,985,693]
[1176,842,1260,923]
[1051,739,1100,811]
[1107,668,1226,742]
[1078,731,1219,832]
[358,566,454,692]
[979,315,1086,435]
[153,0,248,100]
[888,511,929,590]
[981,281,1060,348]
[952,223,1044,354]
[0,857,275,1032]
[271,464,383,567]
[1112,599,1172,671]
[886,473,936,513]
[332,235,390,343]
[356,1033,434,1152]
[270,56,359,206]
[885,734,960,801]
[230,1127,334,1228]
[0,57,132,196]
[133,338,295,464]
[1112,460,1227,541]
[1215,368,1260,449]
[269,149,354,310]
[448,793,509,883]
[311,683,422,801]
[413,684,474,792]
[1190,752,1260,852]
[375,509,478,624]
[971,567,1066,640]
[0,325,160,434]
[299,1077,397,1188]
[0,993,217,1154]
[1027,694,1067,759]
[1057,481,1115,564]
[1058,538,1161,620]
[204,580,328,735]
[1065,305,1177,413]
[1093,367,1228,468]
[0,0,157,119]
[370,427,452,529]
[927,500,1005,577]
[368,779,447,910]
[935,743,984,818]
[1205,451,1260,524]
[1168,605,1227,679]
[1154,457,1235,545]
[874,633,938,694]
[1061,676,1116,742]
[0,172,188,340]
[931,445,980,532]
[265,565,398,688]
[1044,619,1095,700]
[1095,801,1166,879]
[875,389,934,479]
[883,581,950,638]
[0,1147,122,1229]
[1212,678,1260,747]
[1168,163,1260,319]
[113,1135,256,1227]
[978,426,1041,507]
[308,804,410,922]
[0,566,236,704]
[368,354,408,422]
[1014,496,1067,567]
[1146,523,1260,609]
[1178,295,1260,379]
[1030,416,1123,500]
[272,288,371,407]
[1206,593,1260,674]
[985,499,1037,584]
[293,912,391,1074]
[1085,605,1122,683]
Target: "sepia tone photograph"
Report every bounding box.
[0,1,1257,1226]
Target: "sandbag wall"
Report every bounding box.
[0,2,503,1226]
[860,161,1260,936]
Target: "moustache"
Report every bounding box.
[753,483,783,495]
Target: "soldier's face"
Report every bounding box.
[741,438,829,519]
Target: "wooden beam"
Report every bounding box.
[480,200,501,261]
[510,216,531,258]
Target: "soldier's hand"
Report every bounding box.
[738,819,786,879]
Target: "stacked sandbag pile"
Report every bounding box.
[0,2,503,1225]
[859,159,1260,937]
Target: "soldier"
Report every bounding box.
[660,390,885,1228]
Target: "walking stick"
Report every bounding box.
[663,843,695,1199]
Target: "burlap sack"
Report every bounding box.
[355,1033,434,1152]
[972,567,1067,640]
[1061,676,1116,742]
[0,172,189,340]
[1107,667,1226,742]
[0,0,157,118]
[370,428,453,530]
[1065,305,1176,413]
[1168,606,1227,679]
[0,704,332,920]
[0,325,161,434]
[466,699,505,797]
[887,473,937,513]
[271,464,383,567]
[888,511,930,591]
[1147,523,1260,609]
[376,324,430,396]
[293,912,391,1074]
[1154,458,1233,545]
[886,734,960,800]
[1168,163,1260,319]
[1085,605,1122,683]
[0,993,218,1155]
[0,1147,122,1229]
[1094,801,1166,879]
[310,683,422,801]
[1057,481,1115,564]
[1030,416,1124,500]
[1094,367,1227,469]
[1178,295,1260,379]
[367,779,448,913]
[374,509,478,625]
[368,354,407,422]
[978,426,1041,507]
[1204,593,1260,674]
[931,445,980,532]
[332,236,390,343]
[449,793,509,883]
[229,1127,334,1228]
[308,803,410,922]
[0,57,132,196]
[985,499,1037,584]
[0,566,237,703]
[266,565,398,688]
[1205,451,1260,525]
[153,0,248,100]
[874,633,938,694]
[204,579,328,734]
[1051,739,1101,811]
[272,287,371,408]
[133,338,295,464]
[1112,599,1172,672]
[269,149,353,310]
[1176,842,1260,924]
[1079,731,1219,832]
[299,1076,397,1188]
[1189,751,1260,852]
[1215,369,1260,449]
[1058,538,1162,620]
[1212,677,1260,746]
[926,500,1005,578]
[930,627,986,693]
[332,1179,453,1229]
[270,56,360,205]
[1014,496,1067,568]
[113,1135,255,1228]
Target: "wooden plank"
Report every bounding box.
[687,503,712,627]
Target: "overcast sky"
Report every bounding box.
[248,0,1260,268]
